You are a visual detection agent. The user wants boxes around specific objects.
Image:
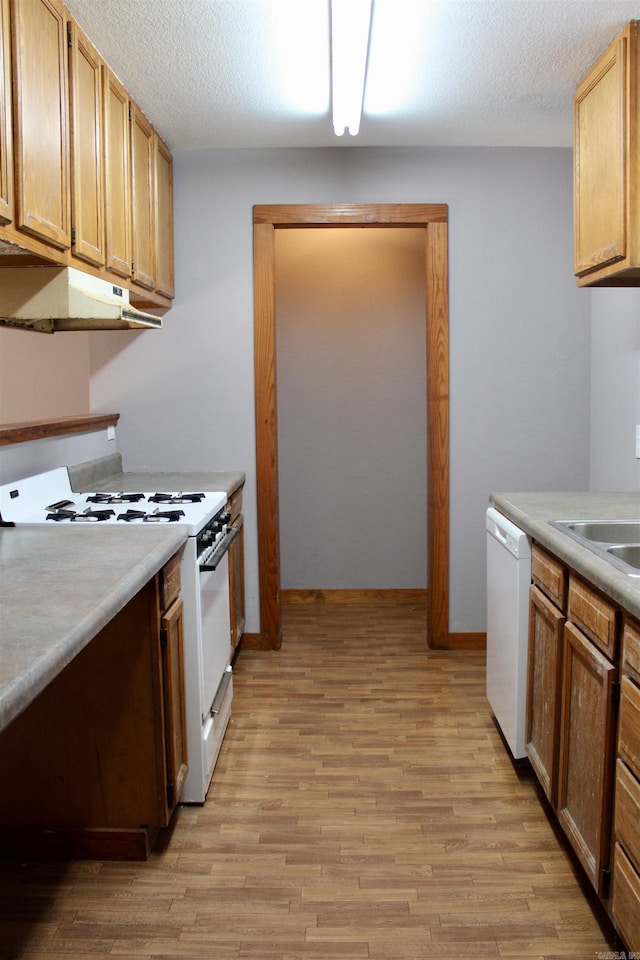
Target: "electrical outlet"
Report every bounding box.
[107,426,116,442]
[636,425,640,459]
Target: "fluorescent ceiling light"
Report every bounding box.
[331,0,373,136]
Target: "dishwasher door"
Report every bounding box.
[486,507,531,759]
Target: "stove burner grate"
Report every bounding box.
[47,508,116,522]
[144,509,186,522]
[148,492,205,504]
[117,510,148,522]
[87,493,145,505]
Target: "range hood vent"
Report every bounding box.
[0,266,163,332]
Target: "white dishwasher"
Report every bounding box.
[485,506,531,759]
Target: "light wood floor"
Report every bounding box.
[0,598,617,959]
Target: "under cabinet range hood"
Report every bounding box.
[0,266,163,332]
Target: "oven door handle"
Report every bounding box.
[210,666,233,717]
[199,525,240,571]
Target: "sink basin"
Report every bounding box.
[552,518,640,577]
[558,520,640,544]
[607,545,640,570]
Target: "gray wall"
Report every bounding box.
[275,227,427,589]
[88,145,591,634]
[590,288,640,491]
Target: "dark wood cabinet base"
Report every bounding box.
[0,825,158,861]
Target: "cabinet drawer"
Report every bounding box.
[531,545,567,610]
[619,675,640,780]
[612,843,640,953]
[615,759,640,876]
[622,617,640,686]
[568,576,618,658]
[160,550,182,611]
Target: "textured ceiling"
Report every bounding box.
[63,0,640,152]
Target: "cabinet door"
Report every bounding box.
[526,584,565,806]
[130,101,155,290]
[68,21,105,267]
[0,0,13,225]
[557,620,617,894]
[103,67,132,278]
[11,0,70,249]
[154,134,174,299]
[229,513,245,648]
[574,29,628,277]
[160,596,188,815]
[612,843,640,953]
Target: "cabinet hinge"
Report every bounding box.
[71,227,76,244]
[131,261,135,274]
[600,866,611,898]
[160,626,167,647]
[67,23,72,47]
[129,106,133,122]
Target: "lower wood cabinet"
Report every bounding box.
[611,623,640,951]
[228,485,245,648]
[526,582,565,805]
[0,548,187,860]
[611,843,640,950]
[526,540,640,949]
[158,550,188,816]
[557,620,617,894]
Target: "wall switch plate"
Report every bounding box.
[636,425,640,459]
[107,426,116,441]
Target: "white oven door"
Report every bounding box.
[200,552,232,713]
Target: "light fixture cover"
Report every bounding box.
[330,0,373,136]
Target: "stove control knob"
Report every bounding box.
[219,512,231,525]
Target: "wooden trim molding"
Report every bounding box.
[282,589,428,605]
[442,632,487,651]
[0,414,120,446]
[253,203,450,651]
[239,632,269,651]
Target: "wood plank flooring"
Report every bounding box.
[0,597,617,959]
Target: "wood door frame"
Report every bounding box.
[253,203,449,649]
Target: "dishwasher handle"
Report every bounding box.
[486,507,531,560]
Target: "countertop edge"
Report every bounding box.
[490,491,640,618]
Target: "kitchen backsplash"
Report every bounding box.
[0,428,117,486]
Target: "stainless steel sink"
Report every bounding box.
[552,519,640,577]
[607,544,640,570]
[557,520,640,544]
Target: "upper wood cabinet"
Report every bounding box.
[10,0,71,250]
[574,21,640,285]
[68,20,105,267]
[0,0,13,225]
[103,66,132,279]
[1,0,174,306]
[154,133,174,299]
[130,100,155,291]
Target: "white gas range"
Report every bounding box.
[0,466,237,803]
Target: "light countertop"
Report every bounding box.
[490,491,640,617]
[0,524,187,733]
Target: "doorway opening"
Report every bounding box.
[253,203,449,650]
